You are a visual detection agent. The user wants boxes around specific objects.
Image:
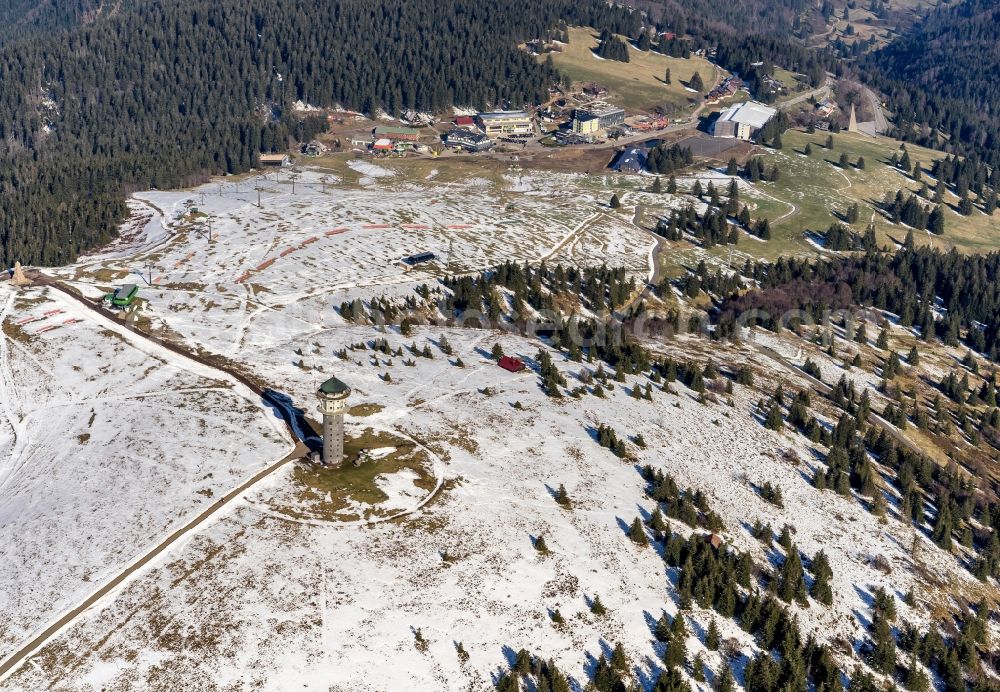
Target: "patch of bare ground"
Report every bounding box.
[348,402,384,417]
[257,428,436,522]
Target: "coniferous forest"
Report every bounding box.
[863,0,1000,170]
[0,0,634,268]
[0,0,109,44]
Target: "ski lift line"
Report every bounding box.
[173,251,196,270]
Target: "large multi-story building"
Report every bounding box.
[572,103,626,133]
[710,101,777,141]
[571,115,601,135]
[476,111,533,137]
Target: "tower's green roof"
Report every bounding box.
[318,376,350,395]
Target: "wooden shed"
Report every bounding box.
[498,356,526,373]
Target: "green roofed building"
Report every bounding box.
[106,283,139,308]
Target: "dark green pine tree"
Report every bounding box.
[717,665,735,692]
[931,500,953,550]
[610,641,628,672]
[706,618,721,650]
[876,327,890,349]
[778,547,808,605]
[628,517,648,546]
[809,550,834,605]
[654,613,671,642]
[554,483,571,508]
[958,194,974,215]
[764,402,783,431]
[663,614,687,668]
[868,611,896,674]
[905,652,930,692]
[928,205,945,234]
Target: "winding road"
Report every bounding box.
[777,77,833,112]
[858,84,889,135]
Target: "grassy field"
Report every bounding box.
[810,0,943,49]
[771,67,809,97]
[669,128,1000,269]
[263,428,436,522]
[753,130,1000,255]
[300,129,998,279]
[540,27,720,114]
[600,127,1000,278]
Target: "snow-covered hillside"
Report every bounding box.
[1,164,996,690]
[0,284,292,662]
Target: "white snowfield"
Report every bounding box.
[0,165,994,689]
[0,284,293,665]
[1,322,987,691]
[52,166,653,357]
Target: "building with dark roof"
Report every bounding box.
[610,147,648,173]
[445,128,494,152]
[319,376,350,396]
[402,252,436,266]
